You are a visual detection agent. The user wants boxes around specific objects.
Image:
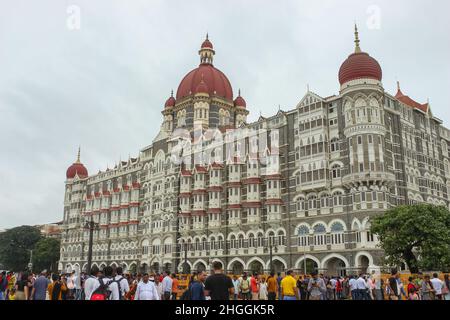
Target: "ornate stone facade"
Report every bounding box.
[59,29,450,276]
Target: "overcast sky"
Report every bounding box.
[1,0,449,229]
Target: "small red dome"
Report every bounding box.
[165,95,176,108]
[176,64,233,101]
[339,52,382,85]
[201,39,213,49]
[234,94,246,108]
[66,162,88,179]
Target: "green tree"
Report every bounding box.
[32,237,60,273]
[0,226,42,271]
[371,204,450,273]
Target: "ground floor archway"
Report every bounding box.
[151,262,160,273]
[248,260,264,274]
[323,257,347,277]
[271,259,285,274]
[181,262,191,274]
[297,258,319,275]
[230,260,244,275]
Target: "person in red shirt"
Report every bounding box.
[250,273,260,300]
[336,277,343,300]
[407,277,417,296]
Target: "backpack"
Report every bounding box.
[111,277,124,300]
[90,278,112,301]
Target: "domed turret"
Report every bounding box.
[66,147,88,179]
[234,89,246,108]
[338,25,382,86]
[164,90,176,108]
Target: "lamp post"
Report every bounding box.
[84,219,99,275]
[29,249,33,273]
[303,244,307,275]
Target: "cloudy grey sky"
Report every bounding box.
[1,0,449,229]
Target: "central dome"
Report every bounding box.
[176,64,233,101]
[176,35,233,102]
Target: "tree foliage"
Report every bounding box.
[0,226,42,271]
[32,237,60,272]
[371,204,450,273]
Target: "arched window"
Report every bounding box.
[230,235,236,249]
[277,230,286,246]
[331,165,342,179]
[313,223,326,246]
[308,195,317,210]
[330,222,344,244]
[297,197,305,211]
[257,232,264,247]
[238,234,245,248]
[248,234,255,248]
[330,138,340,152]
[333,191,343,206]
[297,226,309,246]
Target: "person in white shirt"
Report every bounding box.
[430,273,443,300]
[113,267,130,300]
[161,271,173,300]
[154,276,163,300]
[356,275,368,300]
[135,274,160,300]
[84,266,101,300]
[349,276,357,300]
[101,266,120,300]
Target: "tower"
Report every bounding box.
[339,25,395,200]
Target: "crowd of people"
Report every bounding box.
[1,265,449,301]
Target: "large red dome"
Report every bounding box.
[339,52,382,85]
[176,64,233,101]
[66,162,88,179]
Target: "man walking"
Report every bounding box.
[190,271,206,300]
[307,272,325,301]
[161,271,173,300]
[356,274,367,300]
[114,267,130,300]
[280,269,298,300]
[31,270,49,300]
[349,276,357,300]
[84,266,100,300]
[267,272,277,300]
[204,261,234,300]
[250,273,259,300]
[171,273,179,300]
[430,273,444,300]
[135,273,160,300]
[231,275,240,300]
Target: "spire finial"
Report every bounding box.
[307,84,310,92]
[171,89,173,97]
[354,23,361,53]
[206,32,209,40]
[238,88,241,96]
[397,81,401,91]
[76,146,81,163]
